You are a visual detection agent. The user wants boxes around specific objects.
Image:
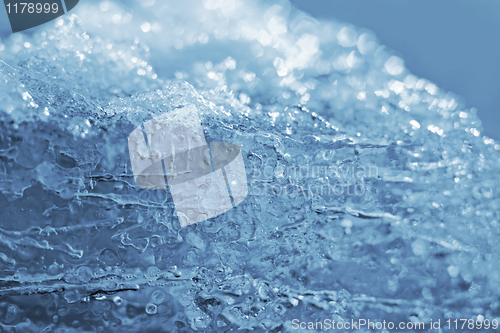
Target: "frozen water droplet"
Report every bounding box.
[99,248,122,266]
[411,239,426,256]
[385,56,405,76]
[145,303,157,315]
[447,265,460,278]
[337,26,357,47]
[151,290,166,304]
[114,297,123,306]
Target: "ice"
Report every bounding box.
[0,0,499,331]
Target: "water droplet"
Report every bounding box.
[151,290,166,304]
[113,297,123,306]
[145,303,157,315]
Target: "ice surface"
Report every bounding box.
[0,0,499,331]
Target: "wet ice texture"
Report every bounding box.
[0,0,499,331]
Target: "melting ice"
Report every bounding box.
[0,0,499,331]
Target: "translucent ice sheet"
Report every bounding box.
[0,0,499,332]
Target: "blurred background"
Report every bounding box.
[290,0,500,140]
[2,0,499,139]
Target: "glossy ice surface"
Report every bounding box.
[0,0,499,331]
